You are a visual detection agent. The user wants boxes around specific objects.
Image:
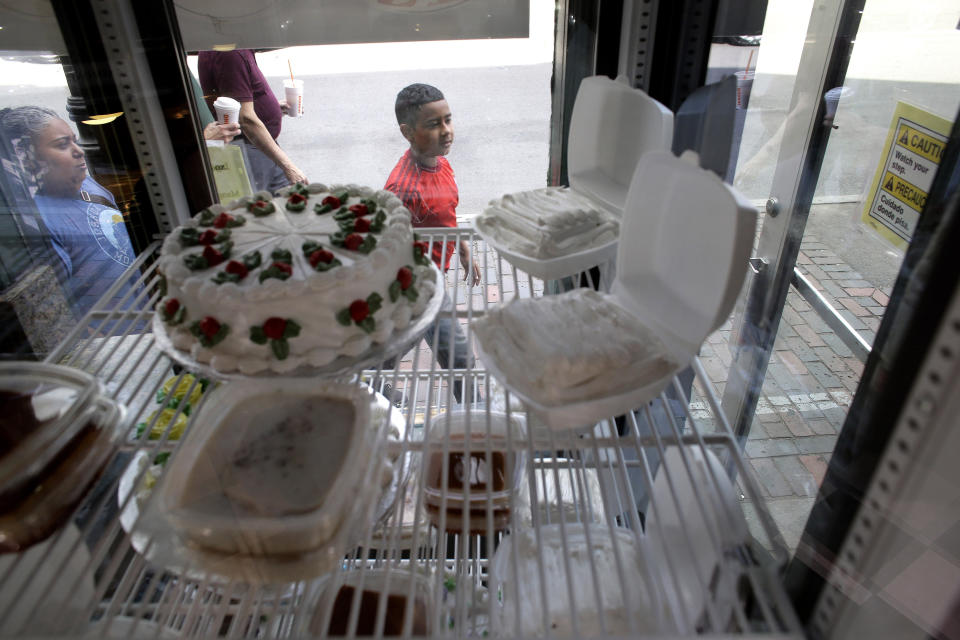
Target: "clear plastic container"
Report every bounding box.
[422,410,525,532]
[302,568,436,637]
[489,523,678,636]
[0,362,102,507]
[0,395,123,553]
[160,379,387,556]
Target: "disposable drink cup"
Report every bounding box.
[284,79,304,118]
[213,96,241,125]
[734,71,754,110]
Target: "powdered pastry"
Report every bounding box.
[477,187,618,259]
[471,288,678,404]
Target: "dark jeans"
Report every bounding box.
[235,138,290,194]
[383,292,478,403]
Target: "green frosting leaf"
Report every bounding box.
[271,248,292,263]
[271,339,290,360]
[358,317,376,334]
[367,292,383,314]
[336,308,352,326]
[359,235,378,254]
[242,250,262,270]
[284,319,301,339]
[249,326,268,344]
[183,254,209,271]
[388,280,402,303]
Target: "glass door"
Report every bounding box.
[705,0,959,555]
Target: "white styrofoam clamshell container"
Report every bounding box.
[474,150,757,430]
[489,523,685,636]
[159,379,385,556]
[476,75,673,280]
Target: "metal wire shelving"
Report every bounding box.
[0,229,801,638]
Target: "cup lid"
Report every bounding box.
[212,96,240,109]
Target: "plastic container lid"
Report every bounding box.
[567,75,674,213]
[0,362,102,506]
[302,568,436,637]
[611,149,757,362]
[160,379,386,556]
[422,410,526,511]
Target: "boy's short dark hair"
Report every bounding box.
[395,83,445,127]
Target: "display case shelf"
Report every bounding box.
[0,229,801,638]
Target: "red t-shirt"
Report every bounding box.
[384,150,459,270]
[198,50,283,140]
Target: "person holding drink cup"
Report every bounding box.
[198,49,307,193]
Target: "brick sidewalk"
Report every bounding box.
[694,232,891,551]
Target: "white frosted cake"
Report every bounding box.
[157,183,437,374]
[471,288,678,404]
[477,187,618,259]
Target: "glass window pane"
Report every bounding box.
[706,0,959,553]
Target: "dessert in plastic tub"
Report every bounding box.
[0,394,123,552]
[301,567,435,637]
[159,378,389,556]
[0,362,102,509]
[422,409,525,533]
[490,523,681,636]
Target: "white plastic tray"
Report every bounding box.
[473,220,618,281]
[151,264,444,381]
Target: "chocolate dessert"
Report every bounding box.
[322,584,427,636]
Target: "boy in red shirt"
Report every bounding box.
[384,84,481,403]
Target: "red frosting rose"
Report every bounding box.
[202,244,225,266]
[397,267,413,290]
[354,217,371,233]
[344,233,364,250]
[348,203,368,217]
[224,260,248,279]
[263,317,287,340]
[199,316,221,339]
[309,249,334,267]
[322,195,341,208]
[272,261,293,276]
[164,298,180,316]
[198,229,218,245]
[349,300,370,322]
[212,212,233,228]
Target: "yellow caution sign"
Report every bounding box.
[895,123,945,164]
[880,171,925,212]
[861,102,951,251]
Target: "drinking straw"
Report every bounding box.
[745,49,754,74]
[288,59,295,82]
